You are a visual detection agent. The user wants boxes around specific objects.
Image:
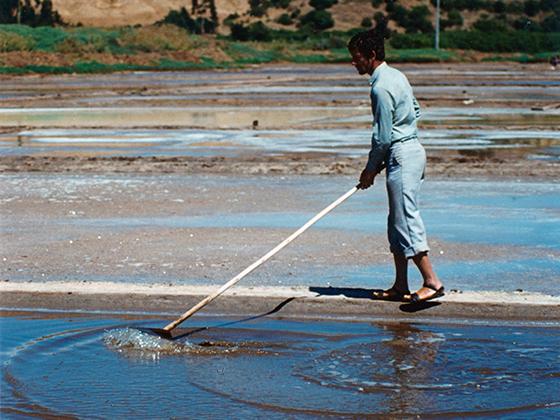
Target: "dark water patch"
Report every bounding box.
[2,313,560,417]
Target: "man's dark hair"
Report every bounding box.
[347,19,390,60]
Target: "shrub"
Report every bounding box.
[542,13,560,31]
[390,31,560,52]
[371,0,383,7]
[230,22,272,41]
[513,17,542,31]
[473,16,509,32]
[299,10,334,30]
[390,32,432,48]
[442,9,463,29]
[250,0,268,17]
[0,30,35,51]
[388,4,408,27]
[406,6,433,33]
[309,0,338,10]
[158,7,215,34]
[493,0,506,13]
[374,12,386,25]
[117,25,193,52]
[303,32,347,49]
[276,13,293,25]
[223,13,239,27]
[270,0,291,8]
[361,17,373,28]
[524,0,540,16]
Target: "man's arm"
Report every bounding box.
[359,86,394,189]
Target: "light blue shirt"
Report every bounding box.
[366,62,421,172]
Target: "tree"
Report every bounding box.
[524,0,539,16]
[249,0,269,17]
[361,17,373,27]
[541,12,560,31]
[493,0,505,13]
[299,10,334,30]
[0,0,63,26]
[160,7,196,32]
[276,13,293,25]
[270,0,291,8]
[0,0,18,24]
[442,9,463,29]
[37,0,62,26]
[406,5,433,33]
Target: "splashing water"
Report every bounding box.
[103,327,193,355]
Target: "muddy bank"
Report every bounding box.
[1,154,559,178]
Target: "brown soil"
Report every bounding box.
[1,154,558,179]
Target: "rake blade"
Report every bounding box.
[136,327,176,340]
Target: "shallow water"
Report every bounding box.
[1,125,559,161]
[1,311,559,418]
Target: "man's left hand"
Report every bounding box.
[358,169,376,189]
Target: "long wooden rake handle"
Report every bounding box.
[163,186,359,332]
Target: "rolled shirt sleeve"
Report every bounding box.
[365,86,394,173]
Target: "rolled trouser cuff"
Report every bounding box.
[390,243,430,258]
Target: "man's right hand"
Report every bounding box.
[358,169,376,189]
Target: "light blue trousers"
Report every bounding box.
[385,138,430,258]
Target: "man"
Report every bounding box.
[348,25,444,303]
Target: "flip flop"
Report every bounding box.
[408,286,445,303]
[372,287,410,302]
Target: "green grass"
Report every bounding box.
[387,48,461,62]
[0,24,556,74]
[224,42,285,64]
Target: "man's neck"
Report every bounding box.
[369,60,385,75]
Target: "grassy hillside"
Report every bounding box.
[0,0,558,74]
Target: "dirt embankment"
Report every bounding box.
[1,154,558,179]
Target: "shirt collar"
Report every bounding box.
[368,61,387,86]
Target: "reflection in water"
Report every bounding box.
[381,322,444,414]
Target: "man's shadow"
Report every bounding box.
[309,286,441,312]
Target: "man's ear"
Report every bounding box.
[369,51,377,71]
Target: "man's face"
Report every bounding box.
[350,49,374,75]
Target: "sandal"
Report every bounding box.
[408,285,445,303]
[372,287,410,302]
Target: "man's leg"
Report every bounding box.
[372,252,409,299]
[407,251,443,300]
[393,252,410,293]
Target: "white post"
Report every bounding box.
[435,0,440,50]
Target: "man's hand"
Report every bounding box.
[358,168,376,189]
